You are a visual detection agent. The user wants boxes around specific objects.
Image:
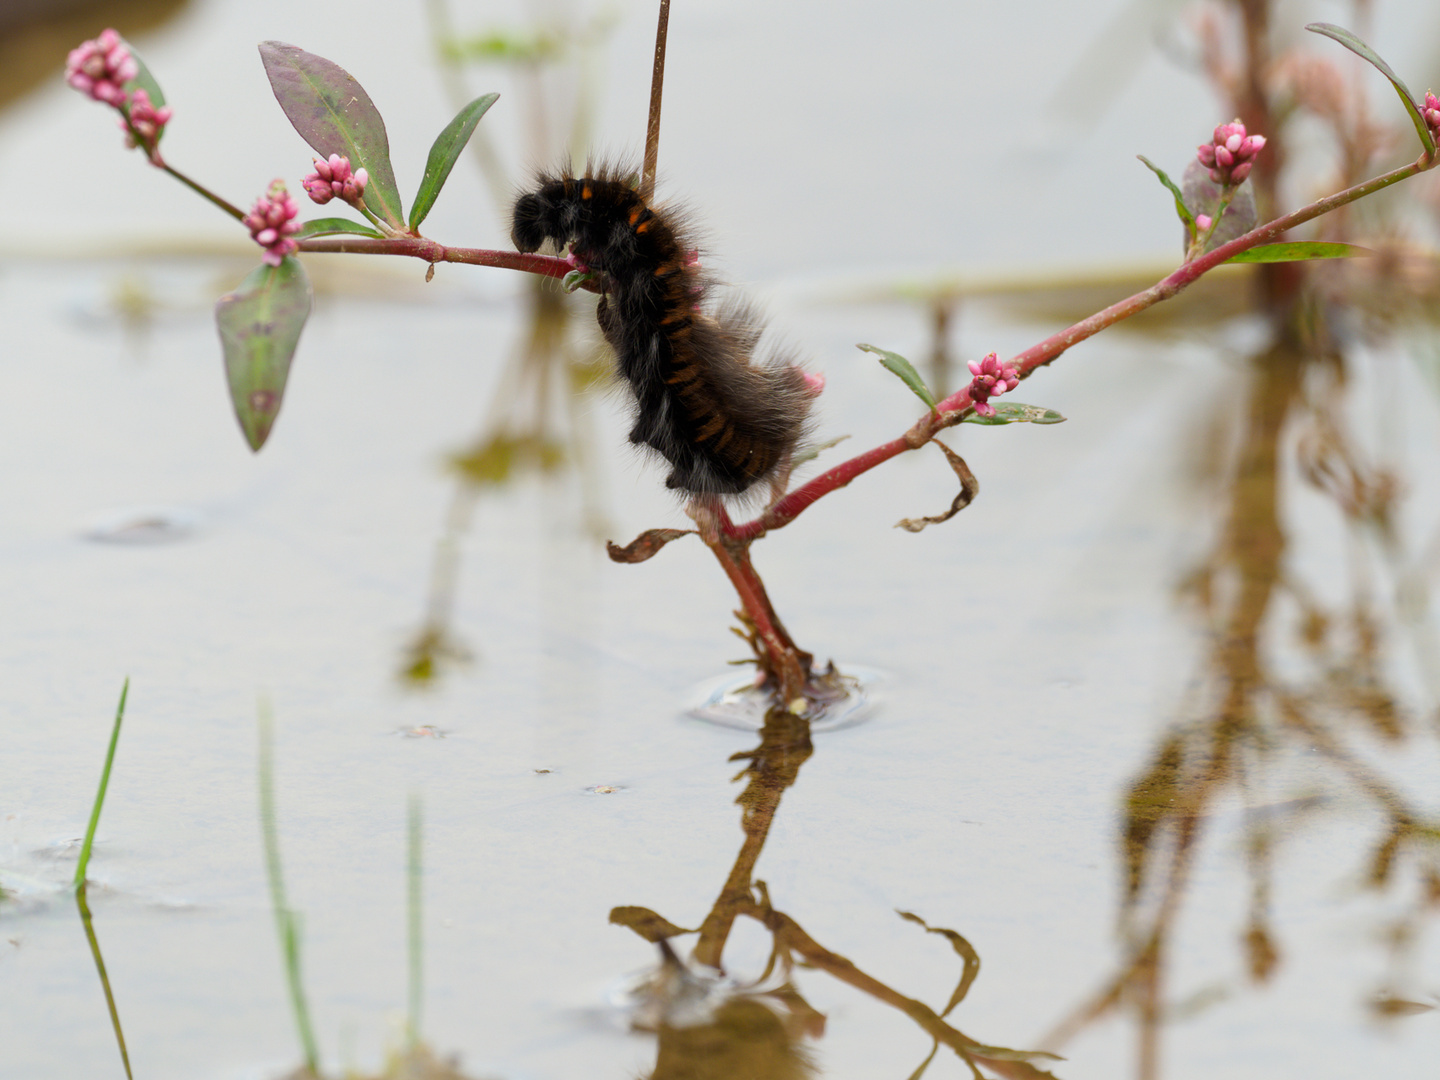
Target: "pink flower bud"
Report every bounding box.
[1198,118,1264,187]
[245,180,302,266]
[1195,214,1213,230]
[801,371,826,396]
[966,352,1020,416]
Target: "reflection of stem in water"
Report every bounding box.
[76,883,134,1080]
[693,707,813,969]
[258,701,321,1074]
[406,794,424,1051]
[1046,330,1440,1076]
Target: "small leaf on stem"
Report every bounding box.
[410,93,499,230]
[1305,23,1436,156]
[897,910,981,1017]
[1136,155,1196,230]
[294,217,385,240]
[215,257,312,451]
[1226,241,1374,264]
[961,402,1066,425]
[857,343,938,411]
[606,528,696,563]
[259,42,407,229]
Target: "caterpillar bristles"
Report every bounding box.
[511,164,814,498]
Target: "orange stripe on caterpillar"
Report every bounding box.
[511,164,814,496]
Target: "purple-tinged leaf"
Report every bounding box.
[295,217,385,240]
[259,42,406,229]
[1181,160,1256,251]
[1136,155,1195,231]
[409,93,499,230]
[215,258,312,451]
[1306,23,1436,157]
[858,343,937,411]
[1227,241,1373,264]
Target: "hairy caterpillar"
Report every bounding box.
[511,167,813,497]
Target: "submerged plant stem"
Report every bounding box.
[76,883,133,1080]
[258,702,321,1074]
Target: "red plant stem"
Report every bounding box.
[723,151,1435,542]
[295,236,600,291]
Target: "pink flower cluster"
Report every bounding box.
[1197,121,1266,186]
[301,155,368,207]
[1425,92,1440,140]
[967,353,1018,417]
[245,181,302,266]
[65,29,136,106]
[66,30,172,159]
[124,88,172,153]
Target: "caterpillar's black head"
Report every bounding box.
[510,192,552,254]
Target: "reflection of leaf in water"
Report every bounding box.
[897,910,981,1017]
[610,906,697,943]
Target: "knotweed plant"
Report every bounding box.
[65,17,1440,707]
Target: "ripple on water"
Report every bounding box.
[685,666,883,733]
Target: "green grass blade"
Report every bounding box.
[258,701,321,1073]
[75,679,128,888]
[407,793,424,1050]
[76,884,134,1080]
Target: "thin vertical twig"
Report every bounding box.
[640,0,672,201]
[406,793,424,1050]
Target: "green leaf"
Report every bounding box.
[857,343,937,411]
[1137,155,1195,230]
[563,267,602,293]
[1227,241,1374,264]
[962,401,1066,425]
[294,217,385,240]
[1306,23,1436,156]
[259,42,407,229]
[410,93,499,230]
[215,258,312,451]
[120,47,165,109]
